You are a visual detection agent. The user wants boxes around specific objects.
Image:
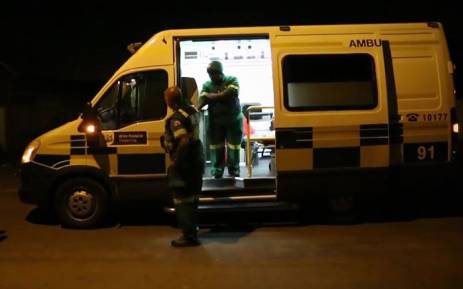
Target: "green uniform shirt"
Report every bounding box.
[199,75,240,123]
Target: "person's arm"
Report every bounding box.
[172,135,189,167]
[170,119,190,167]
[206,77,239,100]
[197,84,210,109]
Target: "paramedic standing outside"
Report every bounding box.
[163,87,204,247]
[198,61,243,178]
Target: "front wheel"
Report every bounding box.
[54,178,108,229]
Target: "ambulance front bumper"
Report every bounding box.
[18,162,56,207]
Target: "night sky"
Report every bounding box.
[1,1,459,82]
[0,0,460,157]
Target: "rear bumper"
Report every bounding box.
[18,162,56,206]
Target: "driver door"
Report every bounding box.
[92,68,172,200]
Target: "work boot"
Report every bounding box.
[211,167,223,179]
[173,201,200,247]
[171,235,200,247]
[228,169,240,178]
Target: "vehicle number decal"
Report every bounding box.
[404,142,448,163]
[405,113,448,122]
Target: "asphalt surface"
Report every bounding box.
[1,163,463,289]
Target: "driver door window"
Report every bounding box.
[96,70,168,130]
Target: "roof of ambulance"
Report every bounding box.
[100,21,440,102]
[154,22,438,37]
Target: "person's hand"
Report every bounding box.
[172,158,182,171]
[206,92,220,100]
[196,97,208,110]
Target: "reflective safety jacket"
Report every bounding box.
[164,105,201,160]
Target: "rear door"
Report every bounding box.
[272,32,392,200]
[385,32,451,165]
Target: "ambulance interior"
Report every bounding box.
[178,37,275,182]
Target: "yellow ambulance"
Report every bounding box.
[19,22,460,228]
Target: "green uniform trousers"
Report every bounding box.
[208,113,243,177]
[168,142,204,239]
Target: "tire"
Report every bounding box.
[54,178,109,229]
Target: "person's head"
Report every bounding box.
[207,61,224,84]
[164,86,183,110]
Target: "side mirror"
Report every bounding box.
[78,102,101,134]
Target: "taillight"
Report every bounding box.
[453,123,459,134]
[451,107,459,160]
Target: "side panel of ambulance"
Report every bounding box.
[273,23,457,202]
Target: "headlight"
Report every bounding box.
[21,140,40,164]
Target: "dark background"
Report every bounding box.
[0,0,460,162]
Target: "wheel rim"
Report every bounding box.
[67,189,97,221]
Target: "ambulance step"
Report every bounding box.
[199,194,277,203]
[200,188,275,198]
[198,201,299,213]
[202,176,275,192]
[164,198,299,214]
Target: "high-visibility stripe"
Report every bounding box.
[173,128,187,138]
[276,128,313,149]
[178,109,189,118]
[34,154,70,168]
[227,143,241,150]
[209,143,225,149]
[226,84,239,90]
[360,124,389,146]
[200,92,208,97]
[71,135,85,140]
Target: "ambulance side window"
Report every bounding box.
[283,54,377,111]
[96,70,168,130]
